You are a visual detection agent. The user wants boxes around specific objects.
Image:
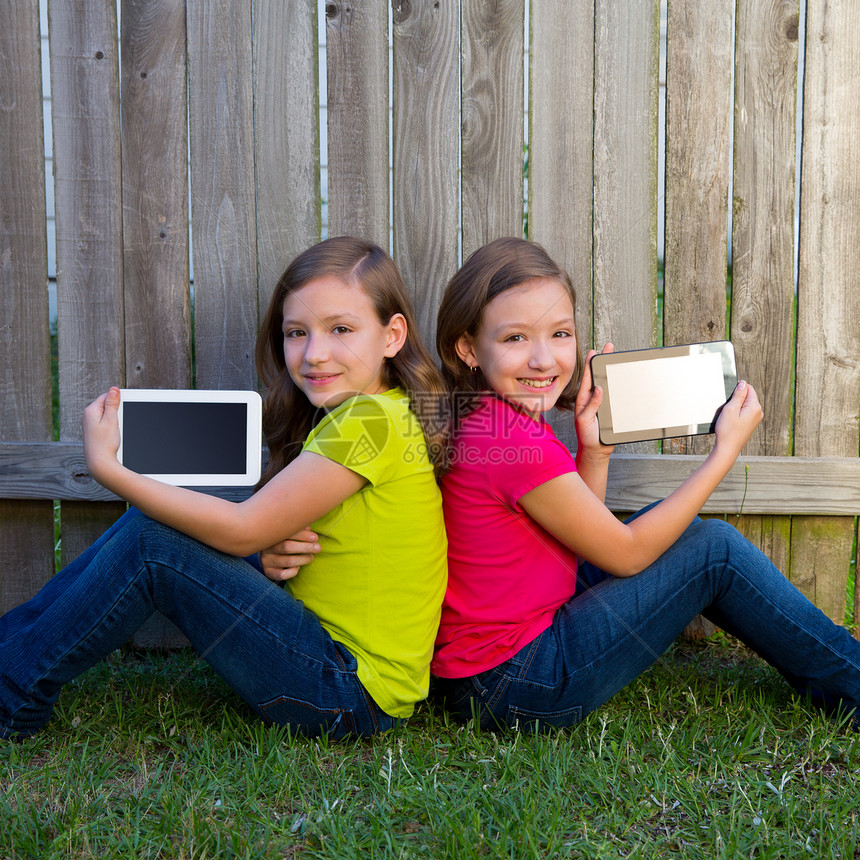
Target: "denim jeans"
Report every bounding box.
[0,509,396,740]
[434,513,860,732]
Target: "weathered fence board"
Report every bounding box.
[392,0,460,349]
[253,0,320,309]
[593,0,661,456]
[188,0,258,391]
[793,0,860,622]
[663,0,733,460]
[0,0,54,614]
[121,0,191,391]
[120,0,190,646]
[529,0,595,349]
[49,0,127,570]
[461,0,525,257]
[5,443,860,516]
[731,0,800,588]
[326,0,389,246]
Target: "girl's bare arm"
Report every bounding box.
[84,388,365,557]
[521,381,763,576]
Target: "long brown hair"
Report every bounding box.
[256,236,448,485]
[436,237,585,419]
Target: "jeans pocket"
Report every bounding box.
[507,703,583,733]
[259,694,356,739]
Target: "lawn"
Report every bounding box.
[2,635,859,859]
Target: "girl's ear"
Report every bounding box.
[383,313,408,358]
[454,334,477,370]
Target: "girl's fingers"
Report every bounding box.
[578,344,614,404]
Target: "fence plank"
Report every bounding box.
[593,0,660,456]
[120,0,191,647]
[253,0,319,309]
[121,0,191,390]
[662,0,735,637]
[529,0,594,347]
[8,444,860,515]
[49,0,127,573]
[529,1,594,453]
[793,0,860,623]
[663,0,733,458]
[461,0,525,257]
[392,0,460,349]
[731,0,800,583]
[326,0,389,247]
[0,0,54,612]
[188,0,258,391]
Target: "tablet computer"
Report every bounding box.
[117,389,263,486]
[590,341,737,445]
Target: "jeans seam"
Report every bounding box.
[331,644,379,734]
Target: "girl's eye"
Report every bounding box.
[284,329,306,339]
[332,325,352,335]
[504,334,525,343]
[553,330,572,338]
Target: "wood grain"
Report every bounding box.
[0,0,55,612]
[187,0,258,390]
[392,0,460,350]
[5,443,860,515]
[793,0,860,622]
[593,0,661,455]
[731,0,800,591]
[326,0,389,247]
[121,0,191,390]
[663,0,733,457]
[529,0,595,349]
[253,0,320,310]
[49,0,127,584]
[461,0,525,258]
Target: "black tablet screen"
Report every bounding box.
[121,402,247,475]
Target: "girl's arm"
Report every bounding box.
[573,345,615,502]
[521,380,763,577]
[84,388,365,557]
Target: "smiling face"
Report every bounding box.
[281,275,407,409]
[455,277,578,416]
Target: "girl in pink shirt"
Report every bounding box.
[432,236,860,732]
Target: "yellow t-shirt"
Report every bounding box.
[289,388,447,718]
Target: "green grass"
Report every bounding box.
[3,636,860,859]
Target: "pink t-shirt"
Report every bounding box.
[432,395,578,678]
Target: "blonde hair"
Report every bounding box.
[256,236,448,485]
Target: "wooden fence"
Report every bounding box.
[2,0,860,640]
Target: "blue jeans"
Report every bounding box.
[0,510,396,740]
[433,513,860,732]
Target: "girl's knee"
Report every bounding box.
[691,517,753,561]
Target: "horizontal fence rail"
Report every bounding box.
[3,443,860,517]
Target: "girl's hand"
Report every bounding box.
[574,343,615,457]
[713,380,763,458]
[258,529,321,582]
[83,387,122,482]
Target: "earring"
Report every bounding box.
[470,365,479,375]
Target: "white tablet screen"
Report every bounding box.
[590,341,737,444]
[605,352,726,434]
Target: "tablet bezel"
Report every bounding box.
[590,341,737,445]
[117,389,263,486]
